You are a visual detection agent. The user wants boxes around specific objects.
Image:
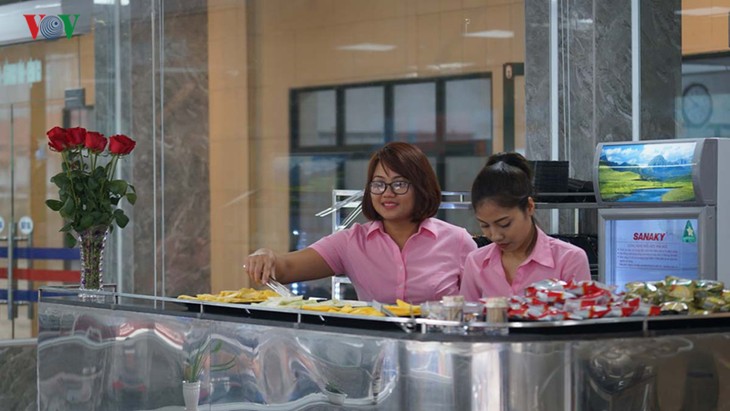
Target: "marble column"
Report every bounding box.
[95,0,211,296]
[525,0,681,235]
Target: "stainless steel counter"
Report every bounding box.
[37,289,730,410]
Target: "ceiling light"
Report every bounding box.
[677,7,730,16]
[337,43,396,52]
[464,30,514,39]
[427,62,475,71]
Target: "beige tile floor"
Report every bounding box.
[0,304,34,340]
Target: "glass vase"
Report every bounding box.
[78,225,110,292]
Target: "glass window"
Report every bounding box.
[344,159,368,192]
[679,56,730,138]
[297,90,336,147]
[444,156,485,235]
[394,82,436,143]
[345,86,384,145]
[291,156,341,250]
[445,78,492,142]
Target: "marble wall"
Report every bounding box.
[95,0,211,296]
[0,343,37,411]
[525,0,681,234]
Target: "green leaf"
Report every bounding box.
[79,214,94,230]
[65,232,77,248]
[60,197,75,219]
[46,199,64,211]
[51,174,70,189]
[126,192,137,205]
[109,180,128,196]
[115,212,129,228]
[60,222,74,232]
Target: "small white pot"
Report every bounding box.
[182,380,201,411]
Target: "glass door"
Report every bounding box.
[0,31,92,340]
[0,103,34,339]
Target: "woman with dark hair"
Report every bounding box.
[244,142,477,304]
[460,152,590,301]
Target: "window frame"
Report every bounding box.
[289,72,493,250]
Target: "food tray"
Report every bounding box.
[178,298,415,332]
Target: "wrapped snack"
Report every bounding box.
[508,306,529,320]
[697,296,726,313]
[622,295,642,308]
[667,284,694,304]
[529,308,568,322]
[565,280,614,297]
[570,305,610,320]
[563,290,611,312]
[625,281,648,295]
[694,280,725,300]
[659,301,689,315]
[625,281,665,305]
[605,304,628,318]
[632,303,661,317]
[524,279,566,297]
[664,276,695,287]
[534,289,576,304]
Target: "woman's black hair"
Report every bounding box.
[471,152,538,253]
[471,152,534,211]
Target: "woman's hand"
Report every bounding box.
[243,248,277,285]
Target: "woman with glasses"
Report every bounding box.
[460,152,590,301]
[243,142,477,304]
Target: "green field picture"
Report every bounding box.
[598,142,696,203]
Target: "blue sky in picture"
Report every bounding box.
[602,142,696,166]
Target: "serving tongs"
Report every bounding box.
[266,278,295,298]
[373,301,415,334]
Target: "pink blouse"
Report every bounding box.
[310,218,477,304]
[460,227,591,301]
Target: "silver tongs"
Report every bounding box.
[266,279,295,298]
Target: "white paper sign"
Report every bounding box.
[18,216,33,235]
[0,216,4,233]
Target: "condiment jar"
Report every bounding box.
[484,297,509,335]
[441,295,465,322]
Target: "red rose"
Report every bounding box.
[47,126,70,152]
[109,134,136,155]
[85,132,107,153]
[67,127,87,146]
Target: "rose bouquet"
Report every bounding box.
[45,126,137,289]
[45,126,138,246]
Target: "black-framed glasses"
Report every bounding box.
[369,180,411,195]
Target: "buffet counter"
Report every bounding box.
[37,288,730,410]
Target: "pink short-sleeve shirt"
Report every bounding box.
[310,218,477,304]
[460,227,591,301]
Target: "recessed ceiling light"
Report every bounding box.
[677,7,730,16]
[464,30,514,39]
[337,43,396,52]
[427,62,475,71]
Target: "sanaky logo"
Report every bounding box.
[24,14,80,40]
